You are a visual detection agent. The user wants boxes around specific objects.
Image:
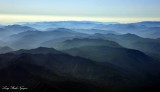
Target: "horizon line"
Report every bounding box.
[1,20,160,25]
[0,14,160,24]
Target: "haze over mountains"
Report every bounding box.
[0,21,160,92]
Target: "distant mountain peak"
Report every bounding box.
[53,28,75,32]
[56,28,70,30]
[6,24,21,27]
[58,38,122,50]
[11,47,62,54]
[123,33,141,38]
[4,24,36,32]
[5,24,29,28]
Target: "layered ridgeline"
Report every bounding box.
[5,28,88,50]
[21,21,160,38]
[0,21,160,92]
[0,47,159,92]
[61,38,160,81]
[0,47,138,92]
[46,38,122,50]
[89,33,160,59]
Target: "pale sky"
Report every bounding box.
[0,0,160,23]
